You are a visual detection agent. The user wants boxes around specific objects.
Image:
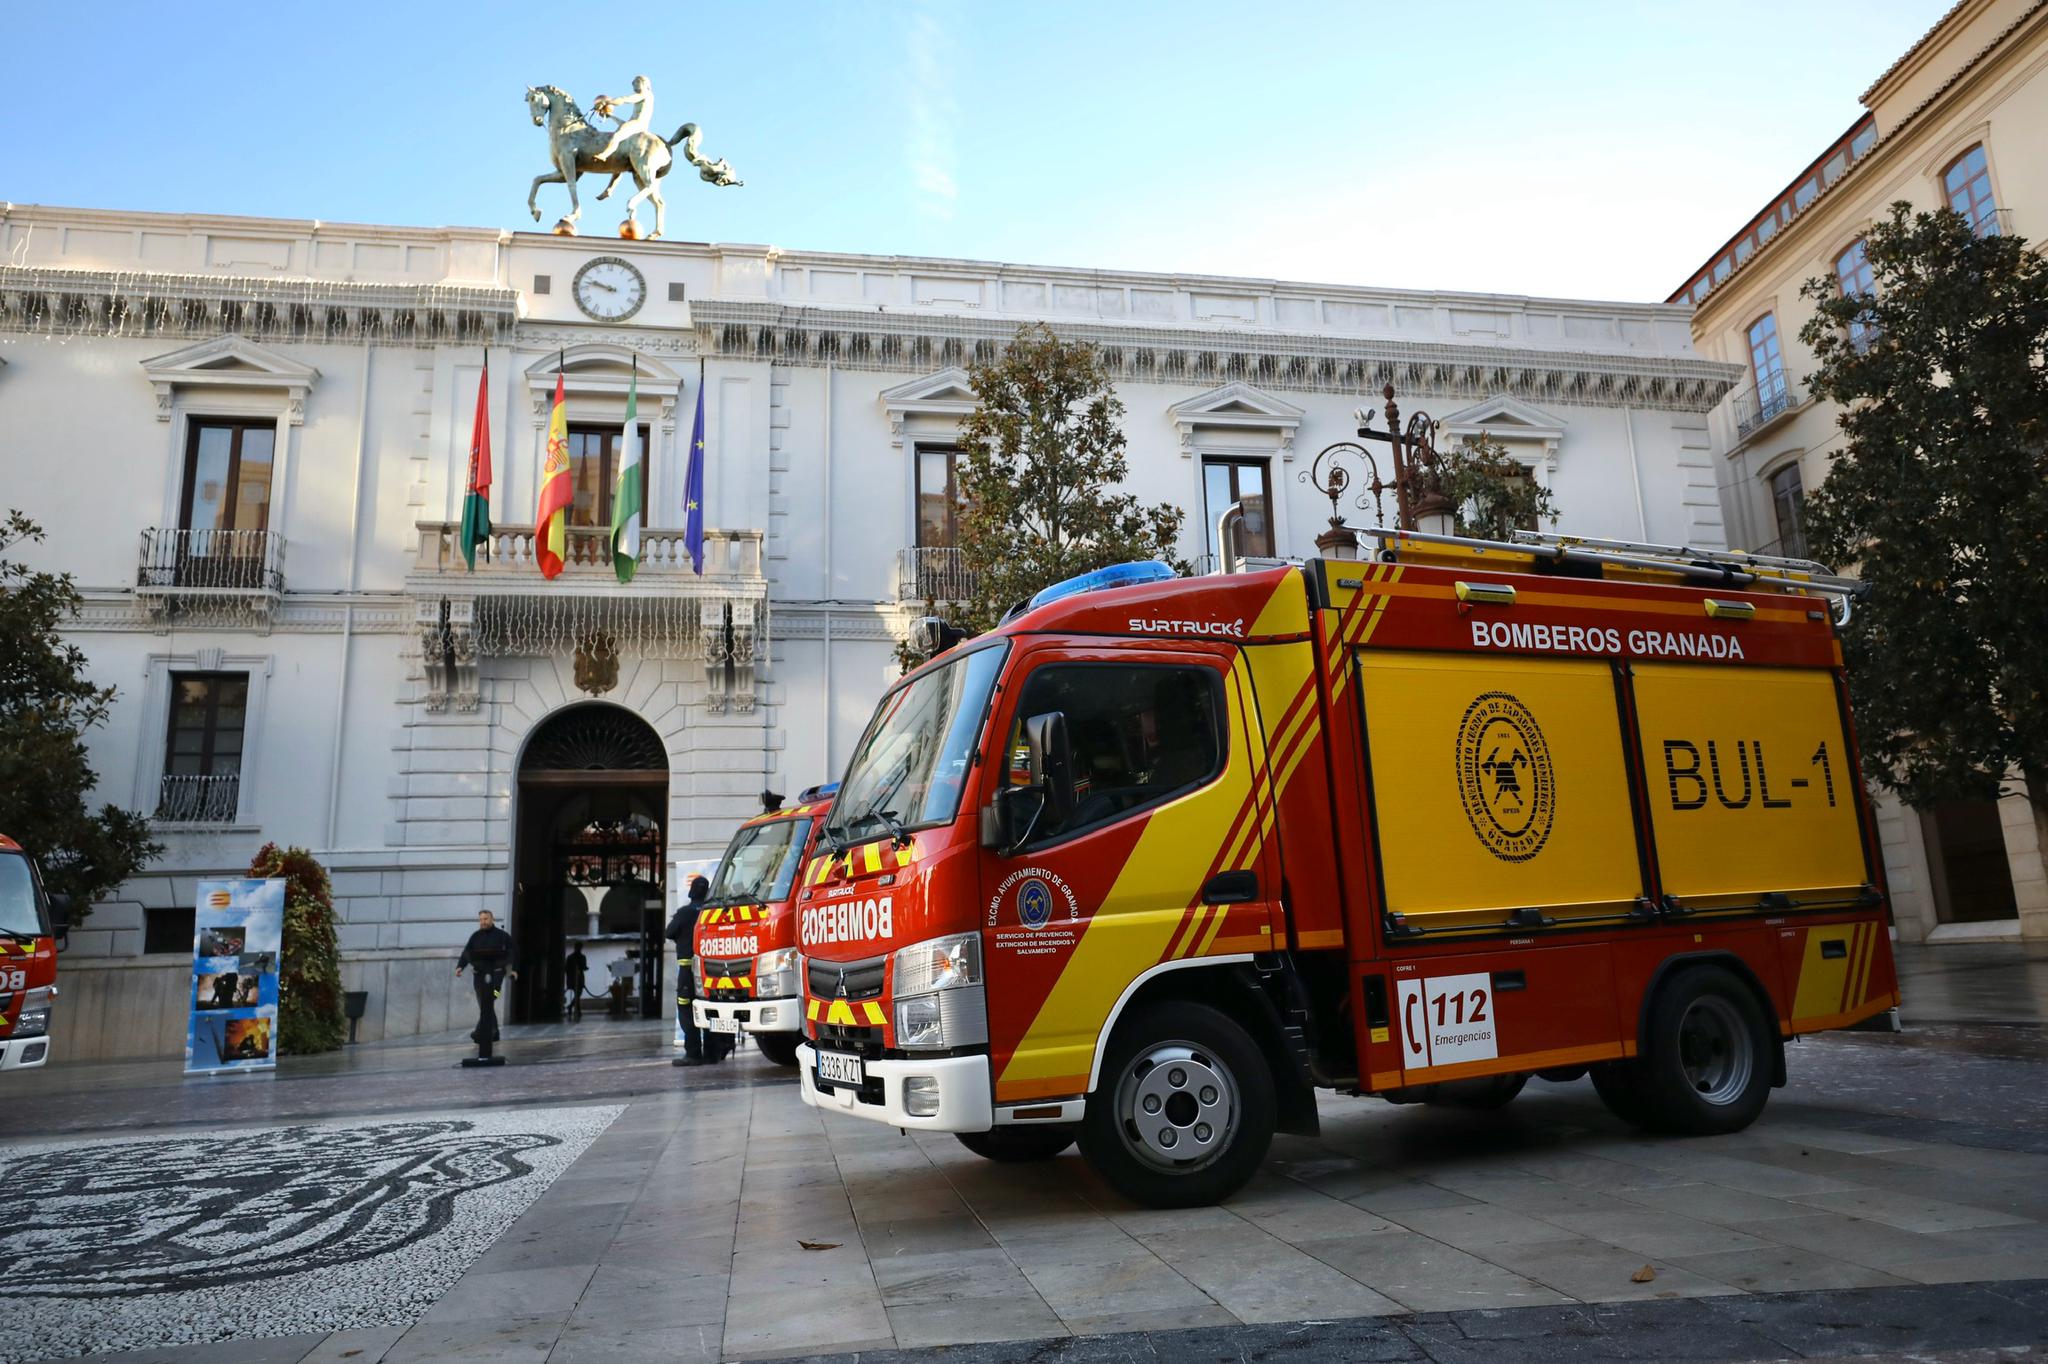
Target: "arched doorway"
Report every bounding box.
[513,704,669,1023]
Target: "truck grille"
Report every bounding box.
[808,954,885,1001]
[814,1021,884,1058]
[701,956,753,1001]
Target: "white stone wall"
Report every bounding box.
[0,203,1742,1059]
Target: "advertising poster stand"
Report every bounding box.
[183,879,286,1077]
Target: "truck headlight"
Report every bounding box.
[691,957,705,988]
[755,947,799,998]
[892,933,981,996]
[15,987,51,1038]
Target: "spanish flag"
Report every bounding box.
[535,361,571,578]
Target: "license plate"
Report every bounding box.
[816,1050,864,1086]
[706,1016,738,1034]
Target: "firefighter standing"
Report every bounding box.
[456,910,517,1055]
[667,875,712,1066]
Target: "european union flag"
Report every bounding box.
[684,380,706,575]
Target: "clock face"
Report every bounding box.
[572,257,647,322]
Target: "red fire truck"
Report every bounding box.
[1,835,68,1072]
[795,533,1898,1206]
[692,785,838,1067]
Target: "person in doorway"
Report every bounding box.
[666,875,711,1066]
[564,943,588,1021]
[455,910,517,1051]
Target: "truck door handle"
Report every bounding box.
[1202,871,1258,905]
[1492,970,1526,992]
[1821,939,1847,959]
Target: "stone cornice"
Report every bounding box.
[692,300,1742,413]
[0,266,521,347]
[66,591,415,634]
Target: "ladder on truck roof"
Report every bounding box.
[1358,526,1866,623]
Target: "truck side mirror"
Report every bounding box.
[46,892,71,946]
[979,711,1077,854]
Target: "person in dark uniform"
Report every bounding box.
[455,910,517,1052]
[564,943,588,1021]
[666,876,712,1066]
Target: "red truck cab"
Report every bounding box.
[0,835,67,1071]
[796,542,1897,1206]
[691,785,837,1067]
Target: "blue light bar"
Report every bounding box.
[797,782,840,804]
[1027,560,1177,611]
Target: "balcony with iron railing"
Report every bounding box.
[897,545,977,603]
[410,522,764,592]
[1730,372,1810,443]
[135,528,286,616]
[155,772,241,824]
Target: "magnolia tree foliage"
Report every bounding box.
[249,843,347,1055]
[1437,435,1558,543]
[924,326,1186,643]
[1797,203,2048,817]
[0,511,158,916]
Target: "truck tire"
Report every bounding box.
[1079,1001,1275,1208]
[1637,965,1773,1135]
[1424,1073,1527,1109]
[1590,1061,1658,1128]
[956,1127,1077,1162]
[755,1032,803,1067]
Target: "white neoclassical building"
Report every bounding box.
[0,202,1740,1058]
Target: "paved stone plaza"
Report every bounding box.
[2,944,2045,1363]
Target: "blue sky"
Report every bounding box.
[7,1,1943,302]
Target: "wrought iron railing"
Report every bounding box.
[897,546,977,602]
[137,528,286,595]
[1731,374,1805,439]
[155,772,240,823]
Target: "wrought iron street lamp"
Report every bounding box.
[1299,384,1455,558]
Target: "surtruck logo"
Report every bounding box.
[1455,691,1556,863]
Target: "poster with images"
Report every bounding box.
[184,879,286,1076]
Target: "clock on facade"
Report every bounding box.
[571,256,647,322]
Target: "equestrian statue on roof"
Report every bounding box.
[525,77,743,240]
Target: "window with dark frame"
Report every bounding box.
[1943,145,1999,235]
[1769,463,1808,560]
[1005,663,1226,845]
[1202,458,1274,559]
[915,446,963,548]
[565,423,653,528]
[144,907,198,955]
[1747,312,1790,423]
[180,420,275,536]
[1834,239,1878,351]
[158,671,249,824]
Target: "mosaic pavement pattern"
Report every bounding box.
[0,1104,621,1363]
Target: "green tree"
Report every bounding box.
[0,511,158,916]
[249,843,347,1054]
[1435,435,1558,542]
[917,326,1186,648]
[1797,203,2048,832]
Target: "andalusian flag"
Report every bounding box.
[459,354,491,571]
[535,360,571,579]
[610,359,643,582]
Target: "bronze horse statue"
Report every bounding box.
[525,85,741,239]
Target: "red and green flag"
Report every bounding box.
[459,354,492,570]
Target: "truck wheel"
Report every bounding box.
[1079,1001,1275,1208]
[754,1032,803,1067]
[1590,1061,1658,1128]
[1638,966,1773,1135]
[1424,1073,1527,1109]
[956,1127,1077,1162]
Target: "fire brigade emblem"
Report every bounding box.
[1455,691,1556,863]
[1017,877,1054,930]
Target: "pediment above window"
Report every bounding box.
[141,334,318,423]
[1438,394,1566,445]
[879,367,978,447]
[525,343,684,428]
[1167,381,1304,459]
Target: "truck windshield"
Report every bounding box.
[707,818,811,906]
[0,855,43,938]
[828,642,1007,845]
